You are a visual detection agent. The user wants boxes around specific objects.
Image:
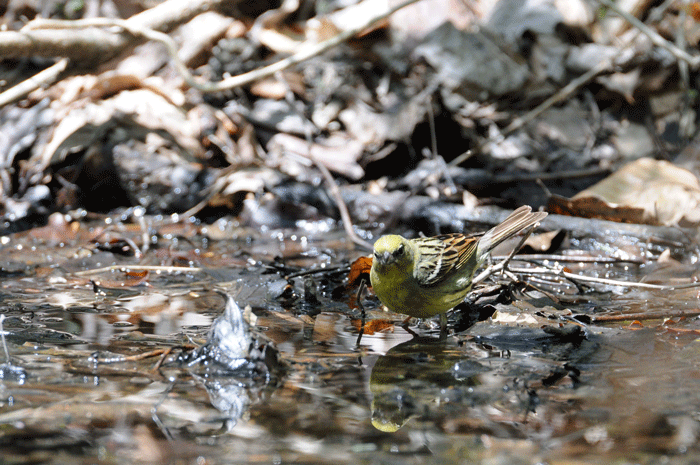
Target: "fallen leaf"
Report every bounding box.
[351,318,394,335]
[547,158,700,226]
[347,255,372,288]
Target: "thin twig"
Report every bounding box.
[423,95,457,196]
[179,165,240,219]
[597,0,700,67]
[592,309,700,323]
[471,223,541,287]
[0,58,69,107]
[472,259,507,287]
[500,59,613,138]
[498,225,537,274]
[499,254,644,264]
[96,348,172,364]
[508,265,700,291]
[152,381,175,442]
[472,251,700,296]
[284,264,350,279]
[6,0,220,58]
[199,0,421,92]
[427,96,438,159]
[152,347,173,372]
[24,17,204,89]
[312,157,373,251]
[675,2,694,139]
[493,167,610,184]
[73,264,202,276]
[275,69,371,251]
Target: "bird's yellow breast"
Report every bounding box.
[370,260,468,319]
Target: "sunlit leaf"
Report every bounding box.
[548,158,700,226]
[351,318,394,335]
[347,255,372,288]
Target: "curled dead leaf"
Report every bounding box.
[347,255,372,288]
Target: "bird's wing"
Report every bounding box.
[413,233,479,287]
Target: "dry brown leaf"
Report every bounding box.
[174,12,235,67]
[351,318,394,335]
[347,255,372,288]
[267,132,365,180]
[548,158,700,226]
[688,2,700,22]
[522,230,562,253]
[250,78,290,100]
[254,0,390,54]
[206,167,282,209]
[596,68,641,103]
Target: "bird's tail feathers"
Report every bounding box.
[476,206,547,261]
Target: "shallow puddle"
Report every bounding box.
[1,216,700,464]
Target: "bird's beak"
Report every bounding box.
[374,251,392,266]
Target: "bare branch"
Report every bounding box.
[0,58,68,107]
[0,0,233,61]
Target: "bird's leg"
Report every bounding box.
[355,278,367,346]
[439,313,447,339]
[399,317,422,338]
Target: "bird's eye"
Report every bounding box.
[394,244,405,256]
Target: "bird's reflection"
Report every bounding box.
[369,336,487,432]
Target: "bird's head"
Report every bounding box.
[372,235,413,270]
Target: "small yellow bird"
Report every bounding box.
[369,206,547,329]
